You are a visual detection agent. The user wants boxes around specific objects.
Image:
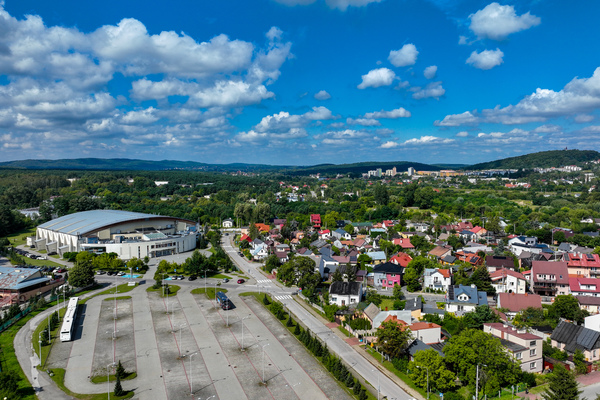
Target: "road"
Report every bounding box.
[221,234,415,400]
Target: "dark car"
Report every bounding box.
[237,279,245,284]
[188,275,197,281]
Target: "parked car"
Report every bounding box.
[237,279,245,284]
[223,278,229,283]
[117,271,126,276]
[48,252,57,256]
[188,275,197,281]
[96,270,106,275]
[56,268,67,273]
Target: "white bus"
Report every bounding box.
[60,297,79,342]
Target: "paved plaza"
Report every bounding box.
[42,282,352,400]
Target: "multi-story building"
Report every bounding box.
[490,268,527,294]
[484,323,543,372]
[531,261,570,297]
[563,253,600,278]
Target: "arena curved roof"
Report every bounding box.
[37,210,185,235]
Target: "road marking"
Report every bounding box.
[275,295,292,300]
[257,279,271,283]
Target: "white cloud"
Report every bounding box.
[458,36,468,45]
[466,49,504,70]
[412,81,445,99]
[424,65,438,79]
[364,107,411,119]
[575,114,594,123]
[380,141,399,148]
[469,3,541,40]
[273,0,381,10]
[346,118,381,126]
[388,44,418,67]
[532,124,561,133]
[121,107,159,125]
[434,111,478,127]
[456,131,469,137]
[314,90,331,100]
[304,106,334,120]
[381,135,455,148]
[188,81,274,108]
[357,68,396,89]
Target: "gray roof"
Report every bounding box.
[363,303,380,321]
[551,321,600,352]
[408,339,444,357]
[404,297,423,311]
[500,338,527,353]
[329,281,362,296]
[0,267,50,290]
[38,210,185,235]
[448,284,488,306]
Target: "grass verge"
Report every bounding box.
[47,368,134,399]
[90,371,137,384]
[338,326,352,338]
[6,227,36,246]
[191,287,227,299]
[94,284,137,297]
[146,284,180,297]
[102,296,132,301]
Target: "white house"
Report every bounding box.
[332,228,351,241]
[329,281,362,307]
[490,268,527,294]
[250,243,268,261]
[222,218,234,228]
[423,268,452,292]
[446,284,488,315]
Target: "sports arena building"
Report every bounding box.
[35,210,198,260]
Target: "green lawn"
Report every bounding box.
[191,287,227,299]
[12,256,63,268]
[146,284,180,297]
[47,368,134,399]
[90,371,137,384]
[32,308,65,368]
[94,284,137,296]
[6,227,36,246]
[380,299,394,311]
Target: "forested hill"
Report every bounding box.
[0,158,441,174]
[0,158,290,172]
[469,150,600,170]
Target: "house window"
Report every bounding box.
[457,305,464,311]
[530,341,536,347]
[530,349,536,356]
[594,350,597,358]
[530,362,536,370]
[390,274,396,277]
[515,352,522,360]
[332,297,337,302]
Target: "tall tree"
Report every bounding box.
[541,364,581,400]
[69,252,95,288]
[409,349,456,393]
[374,184,389,206]
[376,320,412,359]
[469,266,495,295]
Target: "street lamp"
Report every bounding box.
[106,362,115,400]
[214,282,217,308]
[114,274,118,320]
[261,342,270,384]
[189,352,198,394]
[416,365,429,399]
[371,369,380,400]
[38,333,42,366]
[241,316,250,351]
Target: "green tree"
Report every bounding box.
[331,268,343,283]
[69,252,96,288]
[249,223,259,240]
[409,349,456,393]
[376,320,412,359]
[444,329,521,396]
[407,256,436,275]
[114,375,125,396]
[374,184,389,206]
[541,363,581,400]
[462,305,500,330]
[344,224,354,235]
[552,295,588,323]
[513,307,546,328]
[469,266,495,295]
[404,267,421,292]
[264,254,281,273]
[573,349,587,375]
[116,360,126,380]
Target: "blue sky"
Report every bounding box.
[1,0,600,166]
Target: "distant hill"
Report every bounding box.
[469,150,600,170]
[0,158,291,172]
[0,158,442,174]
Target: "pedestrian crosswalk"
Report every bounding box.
[257,279,271,284]
[275,295,292,300]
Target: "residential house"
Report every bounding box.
[551,321,600,363]
[251,238,264,250]
[404,297,423,320]
[319,229,331,240]
[250,243,269,261]
[455,251,484,267]
[310,239,328,249]
[484,323,543,372]
[372,262,403,289]
[563,253,600,278]
[389,252,413,269]
[470,226,488,241]
[352,222,373,233]
[255,223,270,233]
[429,245,453,261]
[373,311,412,329]
[407,340,445,361]
[392,238,414,250]
[310,214,321,229]
[329,281,363,307]
[274,250,289,263]
[332,228,352,241]
[366,251,387,265]
[423,269,452,292]
[578,296,600,314]
[445,284,488,315]
[496,293,542,318]
[410,322,442,344]
[585,314,600,331]
[222,218,234,228]
[296,247,313,256]
[486,255,515,272]
[441,255,457,266]
[531,261,569,297]
[273,219,286,229]
[490,268,527,294]
[569,277,600,297]
[360,302,381,326]
[407,222,430,232]
[509,236,553,257]
[317,249,339,278]
[240,234,252,243]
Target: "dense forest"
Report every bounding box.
[470,149,600,170]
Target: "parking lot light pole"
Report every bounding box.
[189,352,198,394]
[178,324,186,357]
[214,283,217,308]
[261,342,270,384]
[106,363,115,400]
[38,333,42,366]
[241,316,250,351]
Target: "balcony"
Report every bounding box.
[535,277,557,283]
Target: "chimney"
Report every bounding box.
[385,307,388,311]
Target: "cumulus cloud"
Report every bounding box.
[456,131,469,137]
[424,65,438,79]
[314,90,331,100]
[388,44,418,67]
[434,111,478,127]
[412,81,445,100]
[466,49,504,70]
[357,68,396,89]
[364,107,411,119]
[575,114,594,123]
[380,135,455,148]
[347,118,381,126]
[439,68,600,126]
[469,3,541,40]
